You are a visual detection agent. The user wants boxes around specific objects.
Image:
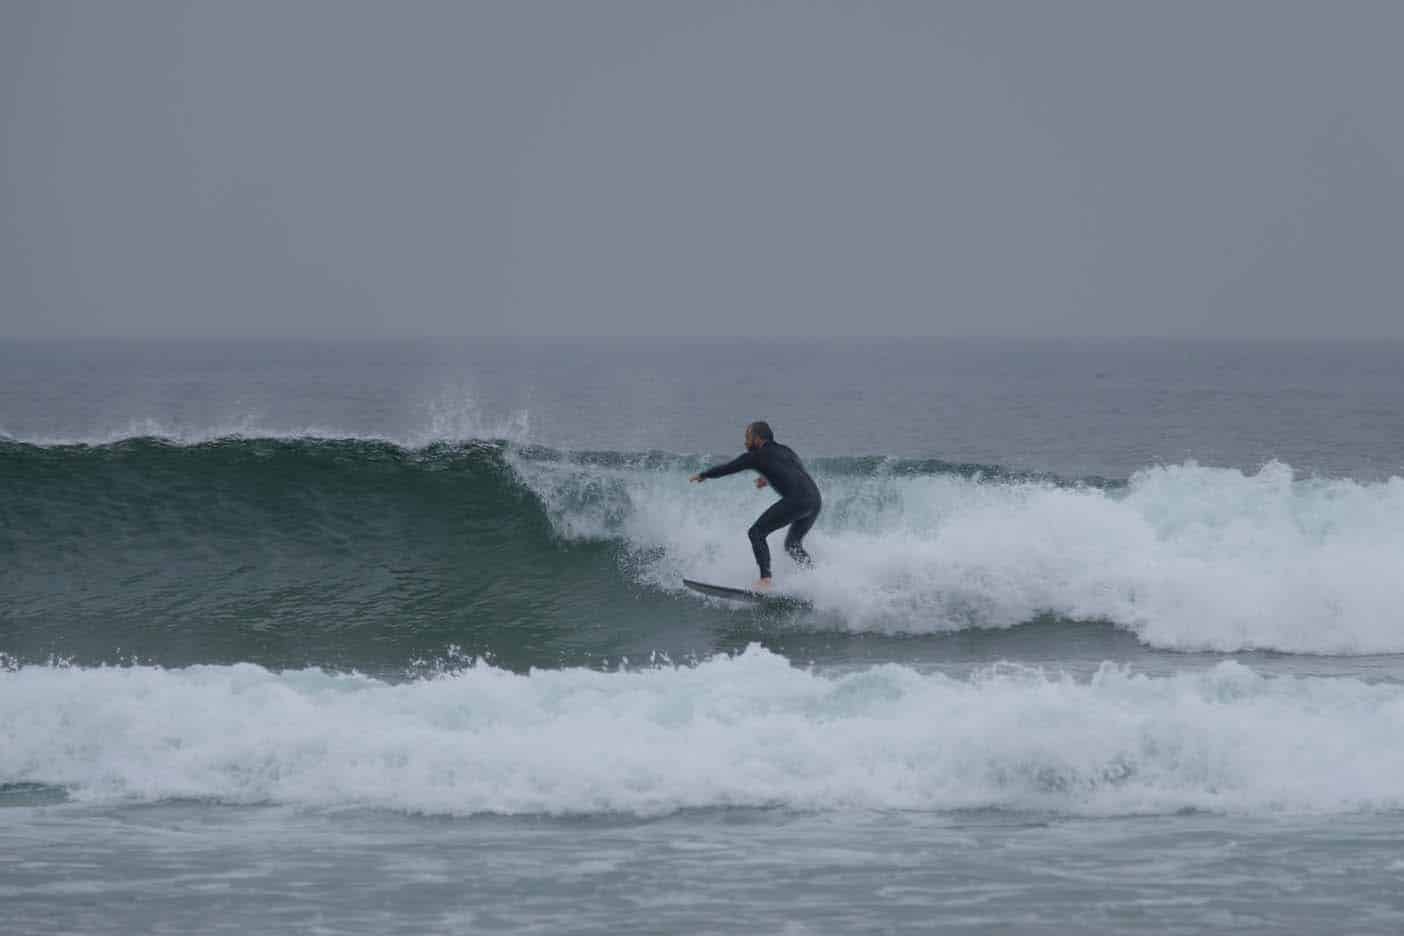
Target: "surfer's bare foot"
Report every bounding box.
[753,577,773,592]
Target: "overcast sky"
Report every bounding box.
[2,1,1401,339]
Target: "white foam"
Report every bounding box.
[511,456,1404,654]
[4,649,1403,816]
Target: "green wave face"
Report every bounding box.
[1,438,645,671]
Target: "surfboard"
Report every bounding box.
[682,578,809,606]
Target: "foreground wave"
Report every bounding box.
[4,646,1403,817]
[4,435,1404,656]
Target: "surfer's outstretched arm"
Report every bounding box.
[691,451,756,483]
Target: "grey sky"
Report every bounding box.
[2,1,1401,339]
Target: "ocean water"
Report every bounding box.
[4,337,1404,934]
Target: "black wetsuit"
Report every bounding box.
[698,441,822,579]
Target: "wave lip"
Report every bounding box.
[4,648,1404,817]
[0,398,532,450]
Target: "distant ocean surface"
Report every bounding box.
[4,338,1404,934]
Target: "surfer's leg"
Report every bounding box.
[748,499,798,579]
[783,504,819,568]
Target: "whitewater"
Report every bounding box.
[516,448,1404,654]
[5,647,1404,818]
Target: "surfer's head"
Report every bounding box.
[745,421,773,450]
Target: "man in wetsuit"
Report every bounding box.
[689,421,821,591]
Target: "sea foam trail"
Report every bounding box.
[4,648,1404,817]
[513,455,1404,654]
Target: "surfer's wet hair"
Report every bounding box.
[747,421,774,442]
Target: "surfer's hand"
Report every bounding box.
[754,476,768,489]
[690,474,703,483]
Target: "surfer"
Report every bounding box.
[690,421,821,591]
